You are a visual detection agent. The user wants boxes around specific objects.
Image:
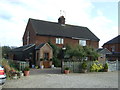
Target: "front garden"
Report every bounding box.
[0,59,29,79]
[48,42,109,74]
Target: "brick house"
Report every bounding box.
[23,16,99,48]
[102,35,120,61]
[11,16,100,67]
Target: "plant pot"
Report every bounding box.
[40,65,44,69]
[104,69,108,72]
[32,65,35,68]
[64,70,70,74]
[12,74,18,79]
[51,65,54,68]
[24,71,30,76]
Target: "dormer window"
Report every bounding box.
[56,38,64,44]
[79,40,86,46]
[27,31,30,45]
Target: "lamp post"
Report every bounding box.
[61,46,66,73]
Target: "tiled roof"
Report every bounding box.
[103,35,120,45]
[12,44,35,52]
[29,18,100,41]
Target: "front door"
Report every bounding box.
[44,53,49,60]
[43,53,50,68]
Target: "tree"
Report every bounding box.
[65,45,99,61]
[66,45,85,60]
[2,46,12,59]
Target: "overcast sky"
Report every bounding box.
[0,0,118,47]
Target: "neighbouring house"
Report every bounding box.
[97,48,112,62]
[10,16,100,67]
[102,35,120,61]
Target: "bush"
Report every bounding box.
[52,57,61,67]
[82,60,87,69]
[65,67,69,70]
[1,59,18,79]
[35,66,39,69]
[90,60,104,72]
[104,63,108,70]
[24,67,30,71]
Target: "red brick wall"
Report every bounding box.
[34,36,99,48]
[103,43,120,52]
[23,21,36,45]
[86,40,99,49]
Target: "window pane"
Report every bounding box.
[61,39,64,44]
[79,40,86,46]
[56,38,58,44]
[56,38,64,44]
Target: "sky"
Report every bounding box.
[0,0,119,48]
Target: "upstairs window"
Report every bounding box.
[56,38,64,44]
[79,40,86,46]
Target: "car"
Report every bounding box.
[0,65,6,84]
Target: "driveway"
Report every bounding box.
[30,68,61,75]
[2,69,118,88]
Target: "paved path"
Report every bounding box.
[2,69,118,88]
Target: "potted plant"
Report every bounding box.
[35,66,39,69]
[40,65,44,69]
[64,67,70,74]
[81,60,87,73]
[24,66,30,76]
[104,63,108,72]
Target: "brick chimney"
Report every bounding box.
[58,16,65,24]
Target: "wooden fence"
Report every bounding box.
[62,60,119,73]
[62,61,94,73]
[107,60,119,71]
[16,61,29,71]
[7,59,29,71]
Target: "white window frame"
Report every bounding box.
[56,38,64,44]
[79,40,86,46]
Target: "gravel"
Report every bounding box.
[2,70,118,88]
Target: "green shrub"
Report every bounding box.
[104,63,108,69]
[65,67,69,70]
[52,57,61,67]
[90,60,104,72]
[35,66,39,69]
[24,67,30,71]
[82,60,87,69]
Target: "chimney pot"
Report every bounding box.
[58,16,65,24]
